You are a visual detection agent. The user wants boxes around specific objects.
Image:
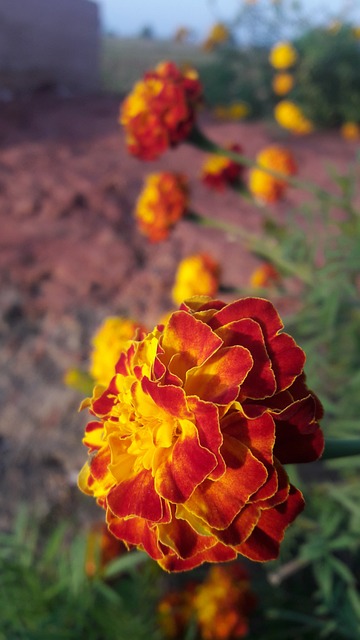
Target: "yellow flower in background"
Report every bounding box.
[201,143,245,191]
[248,145,297,204]
[269,41,298,69]
[202,22,230,51]
[135,172,189,242]
[272,72,294,96]
[274,100,314,134]
[340,122,360,141]
[352,26,360,39]
[213,102,250,121]
[250,263,281,288]
[90,317,147,387]
[193,565,256,639]
[172,254,221,305]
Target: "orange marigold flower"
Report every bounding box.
[269,41,298,69]
[135,172,189,242]
[201,144,244,191]
[193,564,256,639]
[274,100,314,135]
[272,72,294,96]
[340,122,360,141]
[250,263,280,288]
[90,317,147,387]
[78,296,324,572]
[172,254,220,305]
[85,522,127,577]
[248,145,297,203]
[120,61,203,160]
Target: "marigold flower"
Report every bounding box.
[135,172,189,242]
[269,41,298,69]
[193,564,256,639]
[78,296,324,572]
[90,317,147,387]
[120,61,203,160]
[274,100,313,135]
[172,254,220,305]
[340,122,360,141]
[202,23,230,50]
[201,144,244,191]
[158,587,195,638]
[227,102,250,120]
[248,145,297,203]
[250,263,280,288]
[272,72,294,96]
[85,522,127,577]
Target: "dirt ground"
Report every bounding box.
[0,94,358,530]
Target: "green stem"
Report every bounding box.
[322,438,360,460]
[188,126,346,209]
[186,210,312,284]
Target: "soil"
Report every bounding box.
[0,94,357,530]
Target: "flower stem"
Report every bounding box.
[186,210,312,284]
[322,438,360,460]
[188,126,346,209]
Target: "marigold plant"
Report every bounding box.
[269,41,298,70]
[274,100,313,134]
[120,61,202,160]
[248,145,297,203]
[201,144,244,191]
[172,254,220,305]
[135,172,189,242]
[90,317,147,387]
[78,296,323,572]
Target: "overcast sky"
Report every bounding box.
[95,0,360,38]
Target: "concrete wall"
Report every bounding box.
[0,0,100,93]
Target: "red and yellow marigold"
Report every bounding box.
[193,564,256,639]
[248,145,297,204]
[120,61,203,160]
[201,144,245,191]
[250,263,281,289]
[135,172,189,242]
[78,296,324,572]
[172,254,221,305]
[90,317,147,387]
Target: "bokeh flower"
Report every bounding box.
[352,26,360,39]
[250,263,280,289]
[120,61,203,160]
[90,317,147,387]
[249,145,297,203]
[158,586,195,638]
[85,522,127,577]
[172,254,221,305]
[202,23,230,51]
[78,296,324,572]
[274,100,313,135]
[135,172,189,242]
[193,564,256,639]
[269,42,298,69]
[201,144,245,191]
[340,122,360,141]
[213,103,250,121]
[272,72,294,96]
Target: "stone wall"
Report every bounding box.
[0,0,100,93]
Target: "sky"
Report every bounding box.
[95,0,360,39]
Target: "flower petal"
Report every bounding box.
[107,470,166,522]
[159,541,237,572]
[209,298,283,341]
[107,513,163,561]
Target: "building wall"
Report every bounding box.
[0,0,100,92]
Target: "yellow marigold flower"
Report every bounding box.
[78,296,323,571]
[250,263,280,288]
[269,41,298,69]
[90,317,147,387]
[120,61,202,160]
[340,122,360,141]
[201,144,244,191]
[352,26,360,39]
[135,172,189,242]
[248,145,297,204]
[172,254,220,305]
[193,565,256,639]
[272,72,294,96]
[202,22,230,51]
[228,102,250,120]
[274,100,314,135]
